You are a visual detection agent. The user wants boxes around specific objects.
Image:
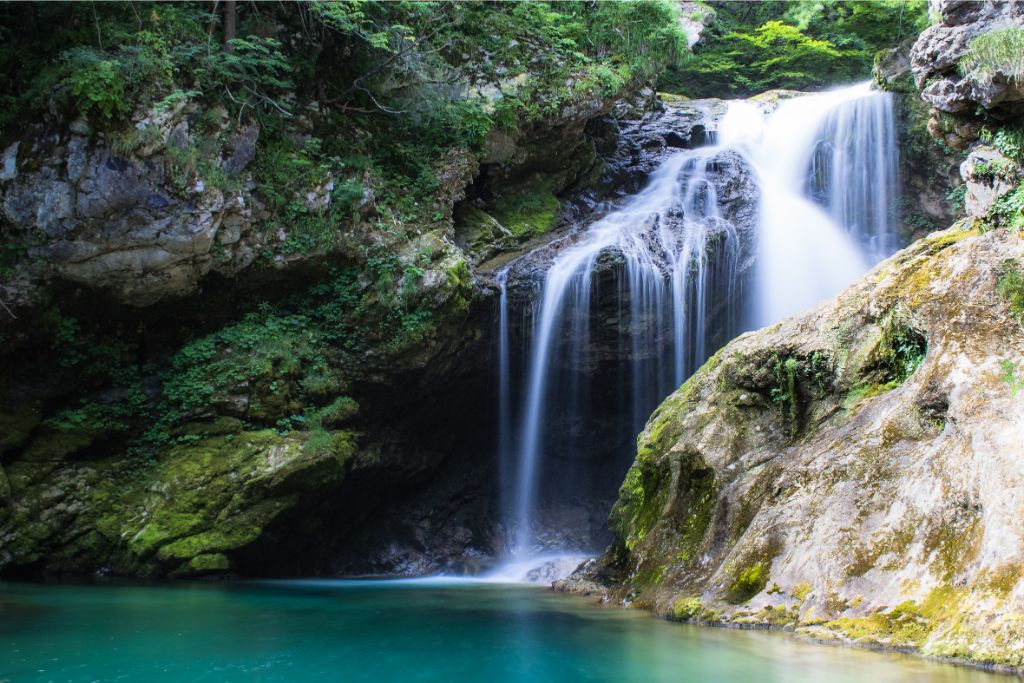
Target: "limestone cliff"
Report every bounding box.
[559,224,1024,669]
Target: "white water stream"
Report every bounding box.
[495,82,900,582]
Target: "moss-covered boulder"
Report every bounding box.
[559,224,1024,670]
[0,419,355,577]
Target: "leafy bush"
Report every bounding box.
[981,126,1024,161]
[990,184,1024,232]
[661,0,928,98]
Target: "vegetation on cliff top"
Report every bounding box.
[0,1,685,216]
[660,0,929,98]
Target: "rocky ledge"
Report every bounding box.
[558,223,1024,671]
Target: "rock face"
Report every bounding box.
[911,0,1024,119]
[961,146,1022,217]
[559,224,1024,669]
[0,107,268,307]
[874,37,963,241]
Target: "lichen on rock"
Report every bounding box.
[559,224,1024,669]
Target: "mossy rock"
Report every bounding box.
[453,205,514,263]
[0,405,42,458]
[489,175,562,239]
[0,427,356,576]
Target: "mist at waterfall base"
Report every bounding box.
[493,82,900,581]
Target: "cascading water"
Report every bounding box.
[493,82,900,581]
[721,82,900,327]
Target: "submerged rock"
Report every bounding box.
[559,224,1024,670]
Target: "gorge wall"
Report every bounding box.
[0,2,694,578]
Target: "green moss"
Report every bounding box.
[445,259,474,314]
[632,563,668,590]
[611,455,669,552]
[997,259,1024,324]
[727,563,769,604]
[760,350,833,436]
[490,177,561,238]
[94,428,354,571]
[184,553,230,573]
[314,397,359,428]
[725,538,781,604]
[0,407,42,456]
[924,512,982,581]
[792,582,812,601]
[21,425,107,462]
[844,522,918,577]
[825,585,969,650]
[846,314,927,410]
[873,315,927,384]
[670,595,722,623]
[756,604,799,627]
[982,563,1024,596]
[672,596,702,619]
[676,468,717,563]
[827,602,931,647]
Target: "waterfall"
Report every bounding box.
[494,82,900,579]
[721,82,900,327]
[496,267,512,539]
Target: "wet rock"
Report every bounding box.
[0,423,356,577]
[874,38,917,93]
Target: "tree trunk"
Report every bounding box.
[223,0,236,52]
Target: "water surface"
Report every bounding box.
[0,579,1007,682]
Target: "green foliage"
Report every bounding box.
[0,3,294,135]
[0,241,28,280]
[768,351,832,434]
[59,47,133,122]
[981,126,1024,161]
[1001,360,1024,396]
[203,37,294,110]
[990,184,1024,232]
[960,26,1024,82]
[875,318,927,384]
[491,185,561,238]
[946,184,967,214]
[661,0,928,98]
[997,260,1024,324]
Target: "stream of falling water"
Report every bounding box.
[493,82,900,581]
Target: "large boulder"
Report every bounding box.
[0,418,356,577]
[560,224,1024,670]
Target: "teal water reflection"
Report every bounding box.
[0,579,1010,682]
